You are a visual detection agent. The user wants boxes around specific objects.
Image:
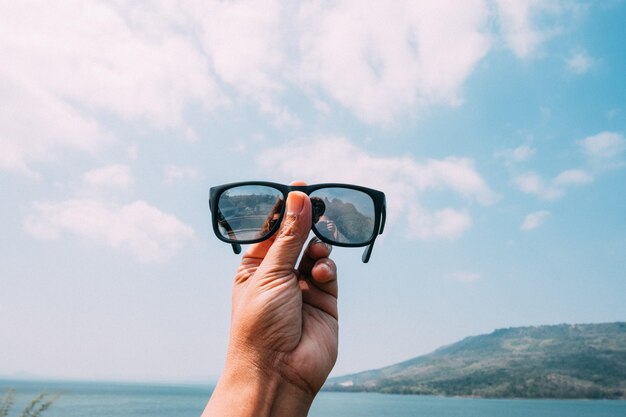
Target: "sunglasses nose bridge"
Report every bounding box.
[285,184,311,195]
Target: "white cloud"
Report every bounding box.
[176,0,577,127]
[494,0,544,58]
[566,49,595,74]
[513,132,625,201]
[163,164,200,184]
[192,0,283,97]
[3,1,220,125]
[0,74,111,176]
[294,0,574,124]
[494,1,579,58]
[0,0,581,175]
[0,1,219,175]
[298,0,491,124]
[449,271,481,283]
[511,144,536,161]
[520,210,550,231]
[513,172,563,200]
[83,165,133,189]
[256,136,497,240]
[578,132,626,159]
[495,144,536,163]
[553,169,593,187]
[24,199,195,263]
[514,168,594,200]
[186,0,299,126]
[409,207,473,240]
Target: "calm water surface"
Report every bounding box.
[310,392,626,417]
[2,379,625,417]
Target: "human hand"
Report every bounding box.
[203,181,338,417]
[325,220,338,240]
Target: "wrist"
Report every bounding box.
[203,353,315,417]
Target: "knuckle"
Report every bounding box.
[278,213,307,241]
[278,214,298,237]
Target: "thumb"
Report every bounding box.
[257,191,311,276]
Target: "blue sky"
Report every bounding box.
[1,1,625,383]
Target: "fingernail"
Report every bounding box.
[286,192,305,216]
[318,262,332,275]
[310,237,331,252]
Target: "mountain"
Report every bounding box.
[325,322,626,399]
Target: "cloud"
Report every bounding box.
[24,199,195,263]
[256,136,497,240]
[513,172,564,200]
[186,0,299,126]
[513,132,625,201]
[495,144,536,163]
[298,0,491,124]
[514,168,593,200]
[0,1,219,175]
[2,1,220,125]
[566,49,595,74]
[494,1,580,58]
[83,165,133,190]
[578,132,626,159]
[0,0,582,175]
[0,75,111,176]
[192,1,283,97]
[409,207,473,240]
[163,164,200,184]
[511,145,536,161]
[187,0,577,127]
[552,169,593,187]
[520,210,550,231]
[494,0,544,58]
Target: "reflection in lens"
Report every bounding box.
[310,188,375,244]
[311,197,326,224]
[217,185,283,241]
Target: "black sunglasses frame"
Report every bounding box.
[209,181,386,263]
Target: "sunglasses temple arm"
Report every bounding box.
[231,243,242,255]
[215,209,242,254]
[361,242,374,263]
[223,222,241,254]
[362,202,386,263]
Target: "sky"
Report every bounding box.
[1,0,625,383]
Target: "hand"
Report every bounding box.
[203,181,338,417]
[325,220,338,240]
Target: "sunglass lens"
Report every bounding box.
[310,188,375,245]
[216,185,283,241]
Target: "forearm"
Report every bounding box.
[202,358,315,417]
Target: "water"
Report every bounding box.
[2,379,625,417]
[1,380,210,417]
[310,392,626,417]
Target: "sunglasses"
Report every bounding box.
[209,182,386,263]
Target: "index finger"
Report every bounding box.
[298,237,338,299]
[297,237,332,277]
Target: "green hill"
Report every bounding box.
[325,322,626,399]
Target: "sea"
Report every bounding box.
[2,379,625,417]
